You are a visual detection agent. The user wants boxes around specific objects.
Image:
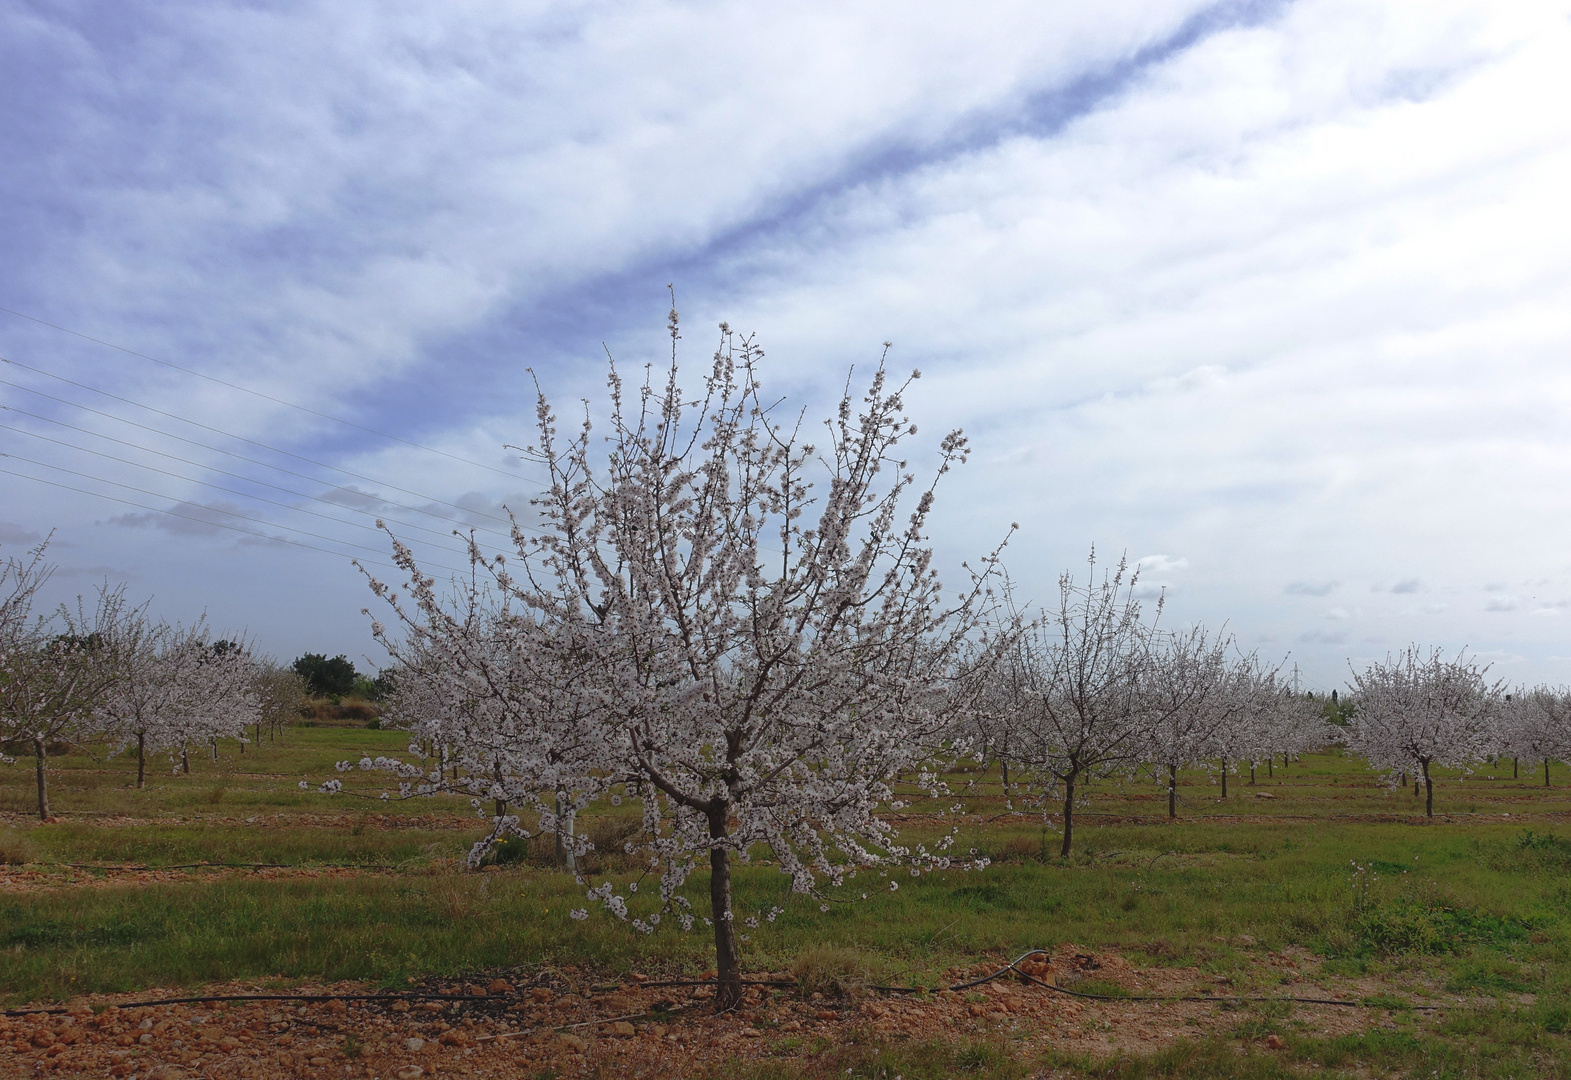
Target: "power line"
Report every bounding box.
[0,451,469,575]
[0,374,521,544]
[0,467,448,577]
[0,354,534,531]
[0,304,527,480]
[0,405,495,552]
[0,422,478,563]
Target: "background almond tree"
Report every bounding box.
[1345,646,1500,817]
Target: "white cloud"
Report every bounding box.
[5,1,1571,683]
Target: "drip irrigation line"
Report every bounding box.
[0,304,527,480]
[1,992,513,1019]
[0,950,1449,1021]
[49,862,390,872]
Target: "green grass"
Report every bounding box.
[5,740,1571,1076]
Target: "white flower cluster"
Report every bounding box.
[341,320,1006,1008]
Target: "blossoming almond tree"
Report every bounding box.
[0,564,130,820]
[97,616,261,785]
[354,319,1004,1009]
[1498,686,1571,788]
[1140,624,1233,819]
[981,551,1154,857]
[1345,646,1500,817]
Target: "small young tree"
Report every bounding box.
[1499,687,1571,788]
[251,660,308,745]
[1345,646,1499,816]
[1204,655,1288,800]
[0,568,129,819]
[99,619,262,783]
[1140,625,1231,818]
[982,552,1154,856]
[349,320,1004,1009]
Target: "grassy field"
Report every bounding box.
[3,729,1571,1077]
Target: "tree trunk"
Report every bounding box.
[1422,760,1433,817]
[706,802,743,1012]
[1547,759,1552,788]
[1249,763,1255,786]
[33,738,49,820]
[554,795,576,871]
[136,731,146,789]
[182,744,190,774]
[1513,757,1517,779]
[1167,764,1177,819]
[1060,775,1076,858]
[1221,761,1228,799]
[1000,758,1009,796]
[1267,757,1273,778]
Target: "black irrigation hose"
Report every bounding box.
[49,862,389,872]
[1,991,508,1019]
[0,950,1447,1020]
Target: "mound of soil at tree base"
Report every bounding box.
[0,946,1456,1079]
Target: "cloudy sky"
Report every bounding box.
[2,0,1569,686]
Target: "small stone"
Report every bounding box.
[1265,1035,1286,1050]
[324,999,348,1014]
[815,1009,837,1021]
[465,984,486,997]
[391,1000,411,1012]
[405,1038,425,1052]
[740,1028,763,1038]
[968,1003,987,1017]
[1234,934,1256,947]
[609,1021,636,1037]
[558,1033,588,1053]
[488,979,513,995]
[395,1067,424,1080]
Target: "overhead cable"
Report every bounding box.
[0,408,492,552]
[0,467,456,576]
[0,374,521,543]
[0,304,527,480]
[0,356,529,531]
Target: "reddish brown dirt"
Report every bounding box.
[0,946,1450,1079]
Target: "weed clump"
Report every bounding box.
[791,944,876,999]
[0,827,36,865]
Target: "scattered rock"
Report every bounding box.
[610,1021,636,1037]
[437,1030,469,1047]
[1265,1035,1286,1050]
[405,1037,425,1051]
[488,978,513,995]
[529,987,554,1003]
[391,1000,411,1012]
[395,1067,424,1080]
[740,1028,763,1038]
[1233,935,1257,947]
[465,984,487,996]
[558,1033,588,1053]
[309,1055,330,1065]
[324,999,348,1014]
